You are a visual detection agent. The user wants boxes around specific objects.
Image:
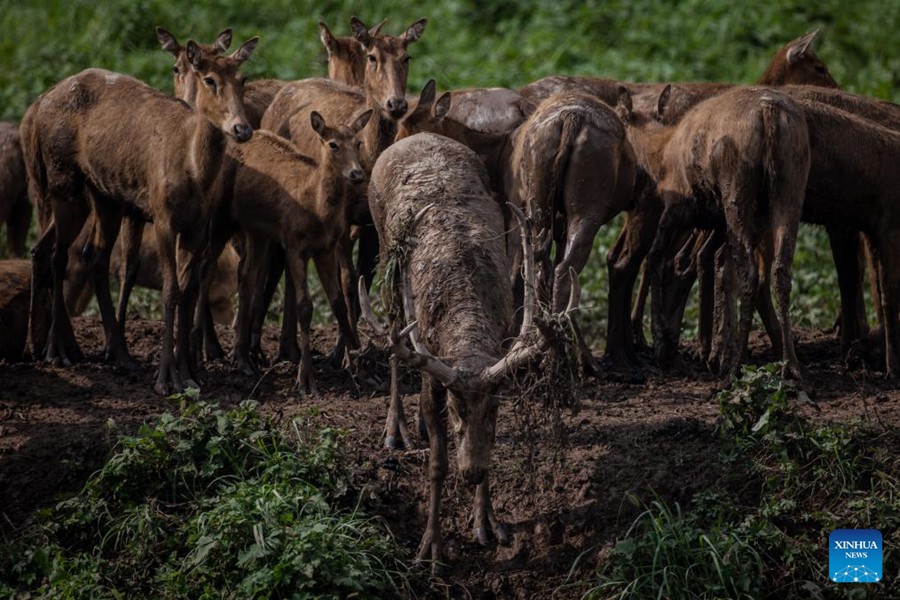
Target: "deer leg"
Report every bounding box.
[771,222,804,383]
[756,251,785,361]
[630,261,651,352]
[659,229,701,358]
[191,220,230,365]
[606,194,661,369]
[314,249,360,352]
[697,228,725,364]
[384,354,413,449]
[827,227,869,352]
[416,375,448,574]
[154,222,182,395]
[232,235,265,375]
[553,218,601,372]
[708,243,736,374]
[648,199,692,370]
[62,222,94,318]
[175,238,202,390]
[724,231,759,382]
[278,253,302,363]
[115,216,145,336]
[46,196,89,365]
[286,254,316,396]
[85,196,135,368]
[472,475,509,547]
[30,224,55,358]
[323,234,358,369]
[873,233,900,377]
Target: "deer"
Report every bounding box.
[0,123,30,258]
[256,16,425,369]
[318,19,388,87]
[223,111,371,392]
[0,260,47,361]
[616,85,811,383]
[22,35,257,394]
[597,31,842,370]
[359,131,576,572]
[398,81,635,372]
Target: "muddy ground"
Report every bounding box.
[1,316,898,598]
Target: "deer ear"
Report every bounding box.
[352,109,374,133]
[615,86,633,120]
[318,21,336,54]
[418,79,437,108]
[350,16,373,50]
[786,30,818,64]
[214,29,233,54]
[402,18,427,45]
[434,92,452,119]
[232,37,259,64]
[156,27,181,57]
[310,111,327,137]
[655,85,672,122]
[185,40,203,71]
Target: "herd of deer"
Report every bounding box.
[0,18,898,572]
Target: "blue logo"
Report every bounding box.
[829,529,882,583]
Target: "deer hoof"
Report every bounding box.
[474,527,490,546]
[495,523,511,545]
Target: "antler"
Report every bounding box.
[507,203,535,337]
[359,277,458,386]
[480,266,580,386]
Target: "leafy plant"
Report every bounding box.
[0,400,416,598]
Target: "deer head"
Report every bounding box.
[310,109,373,186]
[350,16,427,120]
[397,79,452,140]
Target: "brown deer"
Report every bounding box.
[259,16,425,363]
[224,111,370,392]
[318,19,387,87]
[23,35,257,394]
[616,85,810,382]
[600,31,841,370]
[0,123,30,258]
[359,132,576,572]
[0,260,47,361]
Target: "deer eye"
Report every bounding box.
[203,77,217,91]
[172,65,180,74]
[367,54,377,64]
[814,65,827,74]
[328,141,339,151]
[403,55,411,64]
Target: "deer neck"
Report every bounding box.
[313,162,347,223]
[187,112,228,187]
[442,118,510,192]
[362,106,398,168]
[628,122,673,183]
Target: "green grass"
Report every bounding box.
[577,364,900,599]
[0,397,417,598]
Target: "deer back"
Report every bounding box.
[369,133,512,371]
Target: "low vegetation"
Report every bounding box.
[0,398,417,598]
[580,363,900,599]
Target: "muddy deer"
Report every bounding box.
[0,123,30,258]
[616,85,810,382]
[601,31,843,370]
[23,35,257,394]
[359,132,576,572]
[399,81,634,371]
